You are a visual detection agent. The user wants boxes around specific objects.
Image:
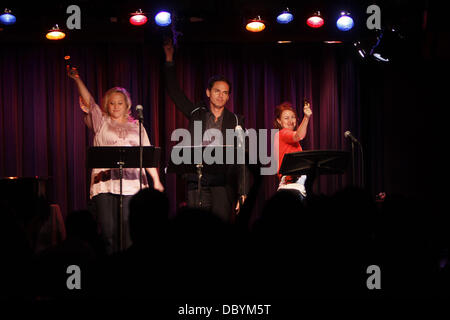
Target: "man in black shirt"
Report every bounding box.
[163,40,248,222]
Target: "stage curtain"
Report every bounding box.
[0,42,360,219]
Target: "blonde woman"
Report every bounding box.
[68,68,163,254]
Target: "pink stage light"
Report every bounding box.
[130,10,148,26]
[306,12,324,28]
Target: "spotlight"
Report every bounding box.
[276,8,293,24]
[0,8,16,25]
[370,30,390,62]
[246,16,265,32]
[130,9,148,26]
[306,11,324,28]
[46,24,66,40]
[353,41,366,58]
[354,28,403,63]
[324,40,343,44]
[336,11,354,31]
[372,53,389,62]
[155,11,171,27]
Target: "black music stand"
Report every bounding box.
[167,145,240,208]
[87,146,161,251]
[279,150,350,197]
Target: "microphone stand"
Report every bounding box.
[139,114,143,190]
[236,125,246,208]
[359,142,365,188]
[118,158,124,251]
[351,140,356,186]
[348,136,364,188]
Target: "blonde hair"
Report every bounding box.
[101,87,133,119]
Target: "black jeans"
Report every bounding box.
[91,193,132,255]
[187,186,232,223]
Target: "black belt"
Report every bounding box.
[93,170,112,184]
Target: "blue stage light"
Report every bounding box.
[277,9,293,24]
[0,9,16,25]
[336,12,354,31]
[155,11,171,27]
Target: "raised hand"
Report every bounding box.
[303,100,312,118]
[163,37,174,62]
[67,67,79,80]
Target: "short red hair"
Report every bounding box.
[273,101,298,129]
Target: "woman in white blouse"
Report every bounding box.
[68,67,163,254]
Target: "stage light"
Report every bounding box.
[372,53,389,62]
[46,24,66,40]
[246,16,265,32]
[130,9,148,26]
[276,8,293,24]
[155,11,171,27]
[306,11,324,28]
[370,30,390,62]
[353,41,366,58]
[0,8,16,25]
[336,12,354,31]
[324,40,343,44]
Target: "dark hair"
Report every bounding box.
[129,188,169,244]
[273,101,298,129]
[207,75,232,94]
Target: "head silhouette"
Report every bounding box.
[128,188,169,245]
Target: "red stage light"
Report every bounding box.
[306,12,324,28]
[130,10,148,26]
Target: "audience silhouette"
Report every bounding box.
[31,209,103,299]
[1,184,448,300]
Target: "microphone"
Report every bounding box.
[235,125,244,147]
[136,105,144,121]
[344,131,360,144]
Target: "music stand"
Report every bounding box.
[87,146,161,251]
[167,145,239,207]
[279,150,350,196]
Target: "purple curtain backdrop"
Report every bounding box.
[0,42,360,219]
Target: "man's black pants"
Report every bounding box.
[187,186,232,223]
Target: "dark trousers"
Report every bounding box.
[277,188,306,202]
[187,186,232,223]
[91,193,132,255]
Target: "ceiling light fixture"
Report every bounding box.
[130,9,148,26]
[306,11,324,28]
[155,11,172,27]
[246,16,265,32]
[276,8,294,24]
[336,11,354,31]
[0,8,16,25]
[46,24,66,40]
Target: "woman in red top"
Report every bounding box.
[274,100,312,198]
